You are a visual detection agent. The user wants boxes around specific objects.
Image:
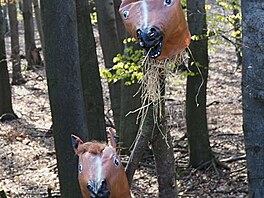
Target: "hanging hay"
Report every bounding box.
[127,49,189,150]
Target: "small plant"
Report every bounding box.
[100,38,144,85]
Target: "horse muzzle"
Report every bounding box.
[87,179,110,198]
[136,26,163,59]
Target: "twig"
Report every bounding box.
[230,166,247,174]
[220,154,246,163]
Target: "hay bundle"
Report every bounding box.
[136,50,187,134]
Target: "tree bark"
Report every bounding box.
[2,5,9,34]
[125,104,155,186]
[0,5,16,119]
[119,81,140,152]
[8,1,25,85]
[241,1,264,197]
[151,75,177,198]
[95,0,122,132]
[152,127,177,198]
[186,0,213,168]
[232,0,242,67]
[126,73,177,198]
[40,0,88,197]
[32,0,44,50]
[22,0,36,68]
[113,0,126,51]
[112,0,140,151]
[76,0,106,141]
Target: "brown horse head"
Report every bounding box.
[71,130,131,198]
[119,0,191,60]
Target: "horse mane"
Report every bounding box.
[77,141,107,155]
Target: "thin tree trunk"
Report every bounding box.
[186,0,213,168]
[125,104,155,186]
[232,0,242,67]
[119,81,140,152]
[0,5,16,120]
[152,128,177,197]
[40,0,88,197]
[241,0,264,197]
[95,0,122,132]
[126,73,177,198]
[2,4,9,34]
[76,0,106,141]
[22,0,35,68]
[32,0,44,50]
[8,1,25,85]
[113,0,126,51]
[151,75,177,198]
[113,0,140,151]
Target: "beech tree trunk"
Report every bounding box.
[0,5,16,119]
[76,0,106,141]
[32,0,44,50]
[186,0,213,168]
[8,1,25,85]
[241,0,264,197]
[40,0,88,197]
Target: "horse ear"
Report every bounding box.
[71,134,84,154]
[106,127,117,148]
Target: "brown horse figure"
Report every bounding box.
[119,0,191,60]
[71,128,131,198]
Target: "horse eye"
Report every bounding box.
[123,10,129,19]
[114,158,120,166]
[78,164,83,173]
[164,0,173,6]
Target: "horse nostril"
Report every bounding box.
[136,26,162,48]
[137,29,142,38]
[149,27,158,38]
[88,180,110,198]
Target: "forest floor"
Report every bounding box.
[0,24,247,198]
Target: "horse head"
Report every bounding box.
[71,128,131,198]
[119,0,191,60]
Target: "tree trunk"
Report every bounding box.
[22,0,36,68]
[151,75,177,198]
[152,127,177,197]
[186,0,213,168]
[95,0,122,132]
[113,0,126,51]
[119,81,140,152]
[32,0,44,50]
[8,1,25,85]
[0,5,16,119]
[126,104,155,186]
[40,0,88,197]
[75,0,106,141]
[2,5,9,34]
[112,0,139,151]
[126,73,177,198]
[241,1,264,197]
[232,0,242,67]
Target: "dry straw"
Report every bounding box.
[128,49,189,149]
